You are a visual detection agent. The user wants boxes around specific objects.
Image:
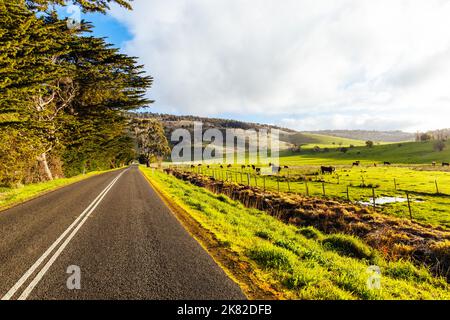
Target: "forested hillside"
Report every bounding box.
[0,0,152,187]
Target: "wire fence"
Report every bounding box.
[169,164,450,221]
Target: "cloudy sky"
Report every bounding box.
[85,0,450,132]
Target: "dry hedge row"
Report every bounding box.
[164,168,450,281]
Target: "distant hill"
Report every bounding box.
[128,112,369,150]
[130,112,295,133]
[128,112,296,151]
[304,130,415,142]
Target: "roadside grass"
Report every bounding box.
[0,168,122,211]
[141,167,450,300]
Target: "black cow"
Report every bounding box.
[284,166,289,169]
[443,162,450,167]
[252,165,256,170]
[227,164,232,168]
[255,168,261,174]
[352,161,360,166]
[384,162,391,166]
[198,164,202,167]
[432,162,436,167]
[190,165,195,168]
[220,165,224,169]
[321,166,335,175]
[241,165,246,169]
[269,163,272,167]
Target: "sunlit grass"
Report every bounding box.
[0,168,121,211]
[141,167,450,300]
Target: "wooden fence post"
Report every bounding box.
[435,179,440,194]
[372,188,376,210]
[247,173,250,186]
[322,182,326,197]
[406,192,413,220]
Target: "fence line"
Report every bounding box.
[172,165,450,221]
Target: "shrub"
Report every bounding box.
[297,226,323,240]
[274,239,297,252]
[248,244,296,270]
[284,268,321,289]
[255,230,273,240]
[384,260,432,283]
[434,140,446,152]
[322,234,375,261]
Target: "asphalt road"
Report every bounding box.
[0,166,245,300]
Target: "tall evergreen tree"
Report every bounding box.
[25,0,132,13]
[0,0,153,185]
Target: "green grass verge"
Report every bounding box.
[0,168,123,211]
[141,167,450,300]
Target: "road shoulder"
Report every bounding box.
[139,167,279,300]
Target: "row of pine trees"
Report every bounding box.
[0,0,152,187]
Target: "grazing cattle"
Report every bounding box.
[269,163,272,167]
[374,163,377,167]
[190,165,195,168]
[278,167,282,173]
[227,164,232,168]
[284,166,289,169]
[255,168,261,174]
[443,162,450,167]
[251,165,256,170]
[198,164,202,167]
[384,162,391,166]
[241,165,246,169]
[207,165,210,169]
[321,166,335,175]
[352,161,360,167]
[247,165,251,168]
[432,162,436,167]
[220,165,224,169]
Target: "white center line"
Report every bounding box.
[2,169,127,300]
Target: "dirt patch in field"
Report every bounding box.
[165,168,450,281]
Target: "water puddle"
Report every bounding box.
[358,196,422,206]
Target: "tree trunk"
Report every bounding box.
[146,160,150,168]
[38,153,53,181]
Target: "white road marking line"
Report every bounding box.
[1,170,127,300]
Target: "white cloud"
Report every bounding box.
[111,0,450,131]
